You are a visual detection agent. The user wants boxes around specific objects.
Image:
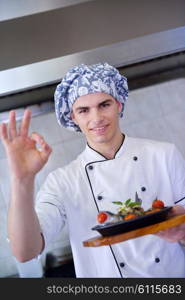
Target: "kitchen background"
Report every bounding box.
[0,0,185,277]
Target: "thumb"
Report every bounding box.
[168,205,185,217]
[31,132,52,161]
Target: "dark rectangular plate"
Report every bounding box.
[92,207,172,237]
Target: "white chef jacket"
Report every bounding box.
[35,135,185,277]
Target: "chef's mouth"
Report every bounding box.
[89,125,109,134]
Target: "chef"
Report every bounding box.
[1,63,185,278]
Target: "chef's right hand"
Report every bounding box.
[0,109,52,180]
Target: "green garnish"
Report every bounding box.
[125,198,132,206]
[112,201,123,205]
[112,198,141,208]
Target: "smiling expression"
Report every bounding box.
[71,92,122,148]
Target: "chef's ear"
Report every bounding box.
[71,111,78,125]
[116,100,122,113]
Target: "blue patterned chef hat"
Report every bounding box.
[54,62,128,132]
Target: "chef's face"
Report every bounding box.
[71,92,122,146]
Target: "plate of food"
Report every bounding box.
[83,197,185,247]
[92,198,172,237]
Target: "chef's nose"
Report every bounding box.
[90,108,103,122]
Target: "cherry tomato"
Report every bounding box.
[152,199,164,209]
[97,212,108,224]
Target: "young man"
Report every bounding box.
[1,63,185,278]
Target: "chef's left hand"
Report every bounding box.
[156,205,185,243]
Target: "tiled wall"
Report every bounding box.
[0,77,185,277]
[121,77,185,157]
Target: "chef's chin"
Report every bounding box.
[89,133,111,145]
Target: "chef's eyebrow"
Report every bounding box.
[74,99,113,112]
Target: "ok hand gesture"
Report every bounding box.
[0,109,52,180]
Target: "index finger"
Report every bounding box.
[0,123,9,145]
[19,109,32,137]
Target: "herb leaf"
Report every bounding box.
[112,201,123,205]
[125,199,132,206]
[128,202,140,207]
[112,198,142,208]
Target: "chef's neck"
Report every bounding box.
[87,132,125,159]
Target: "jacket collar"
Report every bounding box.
[81,134,129,164]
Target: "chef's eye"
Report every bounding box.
[101,102,110,108]
[78,108,88,114]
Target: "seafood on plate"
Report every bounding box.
[96,197,165,225]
